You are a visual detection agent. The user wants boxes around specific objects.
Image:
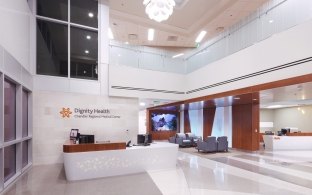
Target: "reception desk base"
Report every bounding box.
[263,135,312,150]
[63,142,178,181]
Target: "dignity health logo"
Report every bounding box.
[59,107,121,119]
[60,108,72,118]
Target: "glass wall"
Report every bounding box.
[0,76,32,191]
[4,79,16,142]
[36,0,98,80]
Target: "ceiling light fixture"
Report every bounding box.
[88,12,94,18]
[143,0,176,23]
[172,53,184,58]
[148,28,154,41]
[140,102,146,106]
[108,28,114,39]
[269,19,274,23]
[85,50,89,54]
[195,31,207,43]
[86,35,91,40]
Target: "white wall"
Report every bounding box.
[261,106,312,133]
[260,109,274,133]
[32,91,139,165]
[0,0,31,72]
[138,110,147,134]
[274,106,312,133]
[186,19,312,98]
[109,65,186,100]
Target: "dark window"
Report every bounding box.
[70,26,98,80]
[37,20,68,77]
[22,141,29,168]
[37,0,68,21]
[4,145,16,182]
[71,0,98,28]
[22,89,29,137]
[4,79,16,142]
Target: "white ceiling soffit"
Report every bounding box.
[109,0,269,47]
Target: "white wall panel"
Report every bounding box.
[21,67,33,90]
[70,79,101,95]
[186,19,312,98]
[3,50,22,83]
[109,65,186,100]
[33,76,70,92]
[0,0,31,71]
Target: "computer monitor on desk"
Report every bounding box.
[281,128,290,135]
[137,134,152,145]
[79,134,94,144]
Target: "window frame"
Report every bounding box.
[35,0,99,80]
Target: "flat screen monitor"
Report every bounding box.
[70,129,79,140]
[137,134,152,144]
[281,128,290,135]
[151,113,177,131]
[79,134,94,144]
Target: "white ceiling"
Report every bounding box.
[109,0,269,48]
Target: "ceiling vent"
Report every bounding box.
[128,34,138,40]
[167,35,178,41]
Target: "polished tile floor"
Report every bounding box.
[4,149,312,195]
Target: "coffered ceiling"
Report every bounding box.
[109,0,269,48]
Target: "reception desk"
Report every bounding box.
[263,135,312,150]
[63,142,178,181]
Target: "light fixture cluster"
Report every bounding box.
[143,0,176,23]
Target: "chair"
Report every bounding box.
[217,136,228,152]
[197,136,217,152]
[185,132,200,146]
[176,133,192,147]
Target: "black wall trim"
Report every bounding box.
[111,86,185,95]
[186,57,312,94]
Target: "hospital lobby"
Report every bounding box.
[1,0,312,194]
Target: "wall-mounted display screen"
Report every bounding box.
[151,113,177,131]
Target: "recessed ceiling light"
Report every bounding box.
[108,28,114,39]
[118,54,121,57]
[88,12,94,18]
[140,102,146,106]
[195,31,207,43]
[269,20,274,23]
[85,50,89,54]
[86,35,91,40]
[148,28,154,41]
[125,42,129,44]
[172,53,184,58]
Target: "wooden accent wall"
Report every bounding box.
[63,141,126,153]
[147,109,180,140]
[232,101,259,151]
[184,110,191,133]
[203,107,216,139]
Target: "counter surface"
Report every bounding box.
[263,135,312,150]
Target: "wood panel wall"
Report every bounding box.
[203,107,216,139]
[232,101,259,151]
[184,110,191,133]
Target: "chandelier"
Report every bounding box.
[143,0,176,22]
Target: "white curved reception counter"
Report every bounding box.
[63,142,178,181]
[263,135,312,150]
